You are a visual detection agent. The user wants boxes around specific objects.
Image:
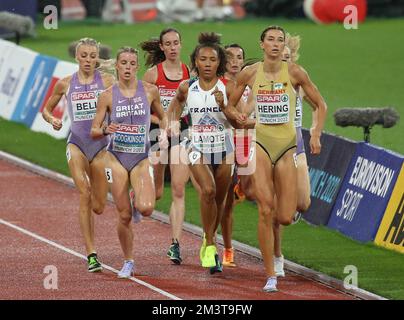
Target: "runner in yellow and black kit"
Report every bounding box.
[222,25,327,293]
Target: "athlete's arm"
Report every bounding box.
[91,88,118,138]
[290,64,327,155]
[42,77,69,131]
[224,73,249,128]
[167,80,188,122]
[148,83,167,130]
[142,66,160,125]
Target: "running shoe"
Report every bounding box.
[117,260,135,279]
[202,245,217,268]
[167,240,182,265]
[222,247,236,267]
[233,180,246,204]
[199,233,207,264]
[210,253,223,274]
[87,253,102,273]
[263,276,278,293]
[291,211,302,225]
[130,189,142,224]
[274,255,285,277]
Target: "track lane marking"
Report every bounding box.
[0,218,181,300]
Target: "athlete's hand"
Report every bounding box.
[236,112,248,128]
[212,86,225,109]
[50,117,63,131]
[309,127,321,155]
[167,120,180,137]
[158,129,169,150]
[104,122,119,135]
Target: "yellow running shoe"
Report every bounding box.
[199,233,207,263]
[222,247,236,267]
[202,245,217,268]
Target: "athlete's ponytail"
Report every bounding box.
[140,28,182,67]
[285,33,301,63]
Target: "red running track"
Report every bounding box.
[0,159,355,300]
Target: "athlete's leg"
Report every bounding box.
[106,152,132,260]
[130,158,155,217]
[273,148,298,226]
[67,144,95,256]
[250,143,276,278]
[168,144,190,242]
[150,151,167,200]
[189,162,217,246]
[296,153,311,212]
[213,159,233,235]
[89,149,108,215]
[221,178,235,250]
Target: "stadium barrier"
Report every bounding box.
[0,39,402,254]
[327,142,403,243]
[302,128,357,226]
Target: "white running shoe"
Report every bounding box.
[263,276,278,292]
[274,255,285,277]
[130,190,142,224]
[292,211,302,224]
[117,260,134,279]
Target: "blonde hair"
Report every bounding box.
[96,58,116,77]
[285,33,301,63]
[75,37,100,56]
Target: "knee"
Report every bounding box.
[92,198,106,215]
[138,204,154,217]
[171,182,185,200]
[278,216,293,226]
[79,187,91,204]
[258,203,275,223]
[201,185,216,202]
[297,197,311,213]
[118,212,132,226]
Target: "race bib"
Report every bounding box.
[71,90,100,121]
[112,124,146,153]
[160,88,188,117]
[294,95,302,128]
[191,124,226,153]
[256,93,290,124]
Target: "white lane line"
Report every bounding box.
[0,218,181,300]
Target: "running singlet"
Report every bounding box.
[107,81,151,171]
[66,70,109,161]
[156,62,190,118]
[186,78,233,156]
[252,61,297,164]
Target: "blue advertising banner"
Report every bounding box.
[302,129,357,225]
[11,55,57,127]
[327,142,404,242]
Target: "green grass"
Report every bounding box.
[1,18,404,299]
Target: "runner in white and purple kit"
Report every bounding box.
[91,47,168,279]
[43,38,115,273]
